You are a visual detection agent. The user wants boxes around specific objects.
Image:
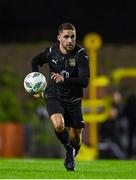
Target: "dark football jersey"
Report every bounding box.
[31,43,90,102]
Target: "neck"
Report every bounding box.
[59,44,70,54]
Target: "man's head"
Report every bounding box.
[57,23,76,54]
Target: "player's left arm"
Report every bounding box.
[65,50,90,87]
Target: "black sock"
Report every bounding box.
[71,141,81,156]
[55,128,72,150]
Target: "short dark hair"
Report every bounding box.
[58,23,76,34]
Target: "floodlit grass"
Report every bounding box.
[0,158,136,179]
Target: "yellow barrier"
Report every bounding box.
[76,143,98,160]
[82,98,110,123]
[77,33,110,160]
[111,68,136,85]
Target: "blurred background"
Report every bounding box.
[0,0,136,160]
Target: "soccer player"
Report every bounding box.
[31,23,90,171]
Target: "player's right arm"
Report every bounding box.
[31,48,50,72]
[31,48,50,98]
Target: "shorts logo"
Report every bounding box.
[69,58,76,67]
[60,70,69,78]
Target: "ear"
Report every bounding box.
[57,35,60,41]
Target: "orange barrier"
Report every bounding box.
[0,123,24,157]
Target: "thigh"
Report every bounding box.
[46,98,65,130]
[46,97,64,117]
[64,100,85,128]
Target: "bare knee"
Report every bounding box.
[50,113,65,132]
[70,128,83,145]
[70,133,80,143]
[55,123,65,132]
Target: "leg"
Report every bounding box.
[127,122,134,158]
[64,99,84,157]
[50,113,71,148]
[50,113,65,132]
[50,113,75,171]
[69,128,83,156]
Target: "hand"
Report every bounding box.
[51,73,64,83]
[33,92,44,98]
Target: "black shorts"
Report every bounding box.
[46,97,85,128]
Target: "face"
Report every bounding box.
[58,29,76,54]
[112,91,122,103]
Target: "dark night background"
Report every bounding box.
[0,0,136,162]
[0,0,135,43]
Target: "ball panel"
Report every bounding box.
[24,72,47,95]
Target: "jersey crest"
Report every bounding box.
[69,58,76,67]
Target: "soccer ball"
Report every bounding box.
[24,72,47,95]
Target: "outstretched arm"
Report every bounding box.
[31,49,49,72]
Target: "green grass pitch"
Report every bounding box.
[0,158,136,179]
